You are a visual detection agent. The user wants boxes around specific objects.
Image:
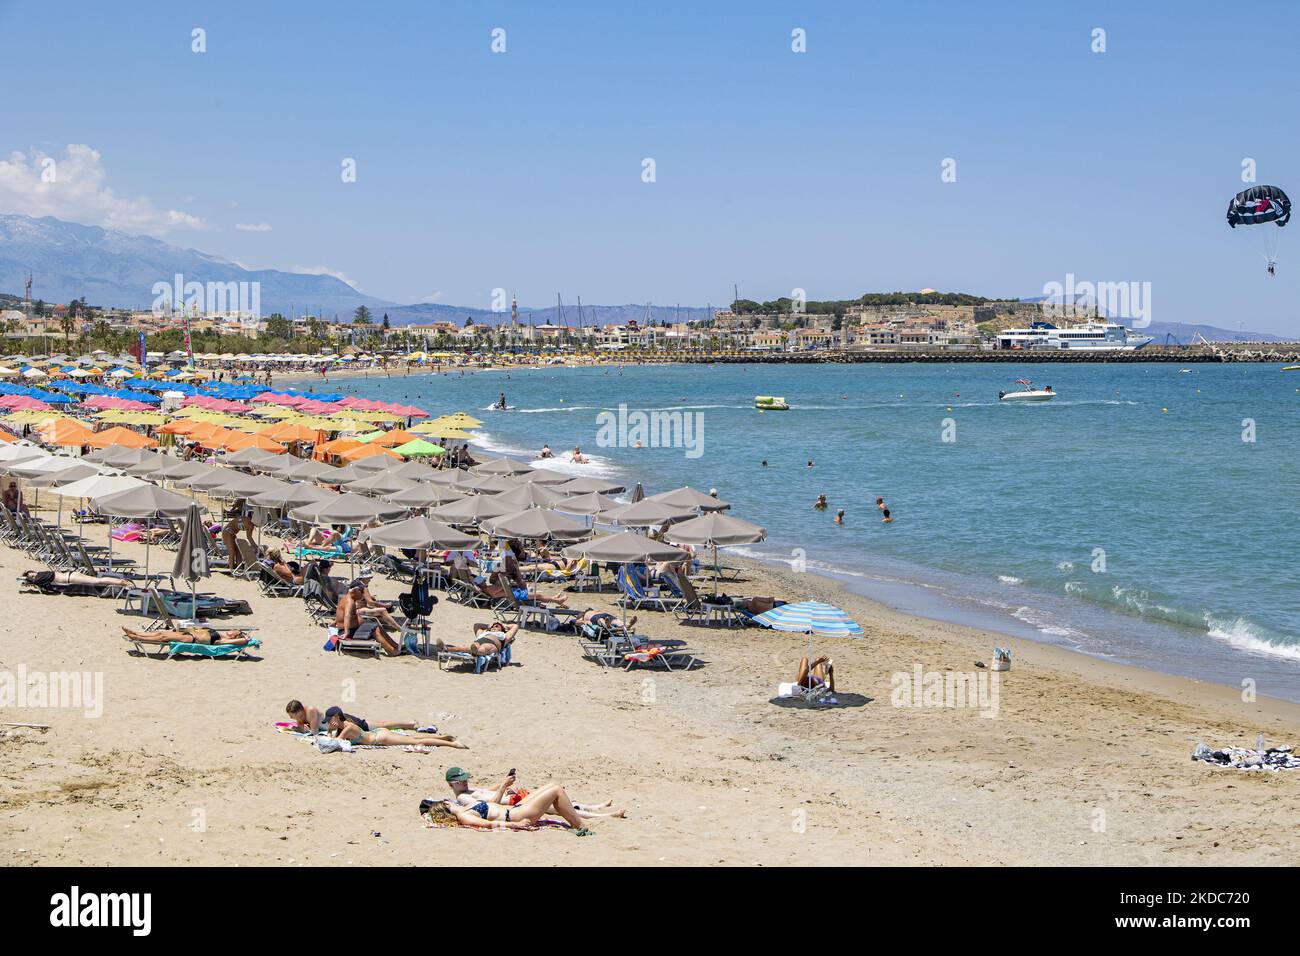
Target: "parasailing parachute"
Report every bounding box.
[1227,185,1291,228]
[1227,185,1291,273]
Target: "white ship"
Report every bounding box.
[995,321,1153,352]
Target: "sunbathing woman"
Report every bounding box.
[794,655,835,693]
[426,783,605,829]
[299,526,344,550]
[436,621,518,658]
[24,569,134,589]
[122,625,255,646]
[445,769,625,820]
[326,712,468,749]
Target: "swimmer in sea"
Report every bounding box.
[807,459,814,469]
[835,509,845,525]
[881,508,893,524]
[813,494,828,511]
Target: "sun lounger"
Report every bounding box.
[122,632,262,660]
[327,619,382,658]
[616,564,684,612]
[257,562,304,598]
[435,641,510,673]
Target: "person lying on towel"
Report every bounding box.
[121,626,254,646]
[325,711,467,749]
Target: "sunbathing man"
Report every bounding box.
[436,621,519,658]
[424,783,598,829]
[336,585,403,655]
[481,572,569,609]
[23,569,133,589]
[577,608,636,632]
[348,574,402,627]
[443,767,623,820]
[299,525,345,550]
[326,711,467,749]
[794,654,835,694]
[122,625,255,646]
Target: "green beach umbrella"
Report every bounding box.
[393,438,445,458]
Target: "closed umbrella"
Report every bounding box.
[481,507,592,541]
[171,501,211,615]
[561,531,688,564]
[358,515,477,551]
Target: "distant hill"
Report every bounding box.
[0,213,395,316]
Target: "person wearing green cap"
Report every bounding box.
[442,768,621,820]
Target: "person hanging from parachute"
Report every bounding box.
[1227,184,1291,275]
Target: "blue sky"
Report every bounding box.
[1,0,1297,332]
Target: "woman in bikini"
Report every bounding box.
[121,626,255,646]
[424,782,599,829]
[24,570,133,589]
[326,713,468,749]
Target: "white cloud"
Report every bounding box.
[421,291,445,302]
[291,265,359,289]
[0,144,204,233]
[235,222,272,232]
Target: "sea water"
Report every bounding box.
[313,361,1300,701]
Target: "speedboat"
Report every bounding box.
[755,395,790,410]
[999,380,1055,402]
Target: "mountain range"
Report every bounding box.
[0,212,1284,341]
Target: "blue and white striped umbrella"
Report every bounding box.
[752,601,865,638]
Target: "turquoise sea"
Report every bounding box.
[311,361,1300,702]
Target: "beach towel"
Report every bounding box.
[1192,742,1299,771]
[158,638,261,659]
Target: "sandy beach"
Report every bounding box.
[2,510,1296,867]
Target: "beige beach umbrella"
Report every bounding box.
[664,512,766,590]
[597,499,694,527]
[493,482,566,509]
[382,484,463,509]
[458,473,520,495]
[481,507,592,541]
[249,482,338,511]
[561,531,689,564]
[287,492,407,525]
[649,486,731,512]
[386,460,440,481]
[430,494,513,525]
[358,515,477,551]
[346,472,416,497]
[518,468,572,486]
[553,491,623,515]
[92,484,198,575]
[553,476,624,496]
[472,457,534,476]
[224,447,282,468]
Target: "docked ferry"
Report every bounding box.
[995,321,1153,351]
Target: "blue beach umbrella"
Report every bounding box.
[752,601,865,638]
